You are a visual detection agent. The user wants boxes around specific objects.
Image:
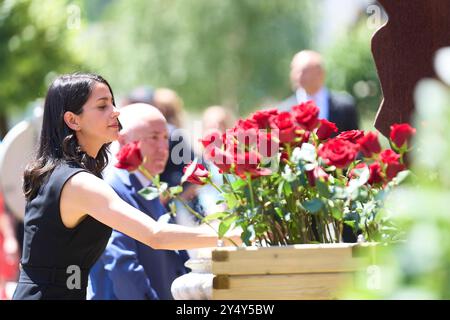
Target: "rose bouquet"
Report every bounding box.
[182,101,415,246]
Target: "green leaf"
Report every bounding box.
[355,188,369,202]
[169,185,183,196]
[220,184,231,193]
[274,207,284,219]
[347,165,370,192]
[218,216,238,238]
[393,170,410,185]
[241,225,255,245]
[159,182,168,194]
[361,200,376,218]
[202,212,229,222]
[302,198,324,213]
[330,205,343,220]
[281,166,296,182]
[357,165,370,186]
[316,180,331,198]
[278,180,285,198]
[231,179,247,190]
[375,189,387,202]
[344,211,360,226]
[138,186,160,201]
[153,174,160,186]
[283,181,293,197]
[330,186,347,199]
[284,212,292,221]
[223,193,238,209]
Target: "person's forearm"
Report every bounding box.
[151,223,237,250]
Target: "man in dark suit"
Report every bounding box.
[280,51,360,243]
[279,50,359,133]
[87,103,189,300]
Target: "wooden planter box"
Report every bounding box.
[210,243,374,300]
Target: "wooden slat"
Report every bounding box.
[212,272,354,300]
[211,244,365,275]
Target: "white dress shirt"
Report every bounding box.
[295,87,330,120]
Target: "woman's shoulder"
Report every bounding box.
[47,161,91,190]
[52,160,86,176]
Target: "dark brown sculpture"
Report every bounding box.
[372,0,450,136]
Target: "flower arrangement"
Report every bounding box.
[184,101,416,246]
[115,101,415,247]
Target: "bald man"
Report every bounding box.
[202,105,234,134]
[87,103,189,300]
[279,50,359,133]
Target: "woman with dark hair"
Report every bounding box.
[13,73,238,300]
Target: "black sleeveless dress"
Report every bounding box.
[13,162,112,300]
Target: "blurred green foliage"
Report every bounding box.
[323,18,381,127]
[345,48,450,300]
[1,0,382,135]
[82,0,316,115]
[0,0,83,118]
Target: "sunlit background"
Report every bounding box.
[0,0,383,137]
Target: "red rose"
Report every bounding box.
[379,149,405,181]
[336,130,365,143]
[200,129,223,149]
[229,119,260,151]
[115,141,143,171]
[318,138,359,169]
[368,162,384,185]
[250,109,279,129]
[234,118,259,131]
[386,163,406,181]
[291,100,320,131]
[269,112,297,144]
[380,149,400,164]
[234,151,271,179]
[258,131,278,158]
[292,129,310,148]
[316,119,338,140]
[390,123,416,148]
[205,147,233,174]
[357,132,381,157]
[183,163,210,185]
[280,151,289,163]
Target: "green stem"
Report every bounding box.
[325,218,333,243]
[245,172,255,210]
[223,174,241,201]
[139,165,158,187]
[207,178,223,193]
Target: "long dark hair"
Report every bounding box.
[23,73,116,201]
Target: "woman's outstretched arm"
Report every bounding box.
[60,172,239,250]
